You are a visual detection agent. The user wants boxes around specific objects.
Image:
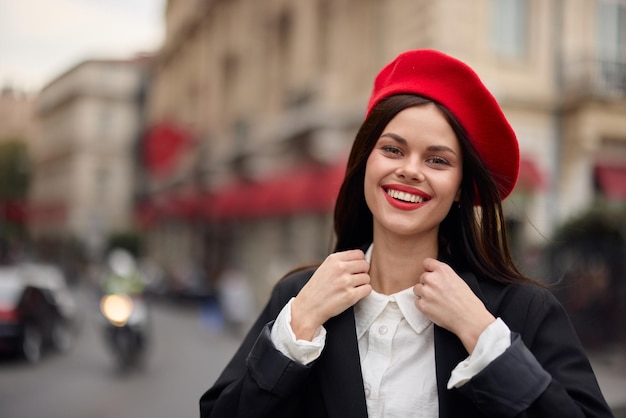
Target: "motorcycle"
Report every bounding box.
[99,292,150,370]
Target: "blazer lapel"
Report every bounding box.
[434,325,474,417]
[316,307,368,418]
[434,271,491,418]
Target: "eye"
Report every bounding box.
[426,155,451,166]
[381,145,403,156]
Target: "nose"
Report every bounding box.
[396,159,425,182]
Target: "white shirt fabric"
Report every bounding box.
[270,246,511,417]
[355,287,437,417]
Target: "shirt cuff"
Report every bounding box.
[447,317,511,389]
[270,297,326,365]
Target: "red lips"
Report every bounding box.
[382,184,431,211]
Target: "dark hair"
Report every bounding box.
[333,94,538,286]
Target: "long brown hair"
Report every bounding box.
[333,94,538,286]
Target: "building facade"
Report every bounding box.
[0,87,39,258]
[140,0,626,301]
[30,58,152,260]
[0,87,39,146]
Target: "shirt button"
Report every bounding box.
[364,388,371,398]
[378,325,388,335]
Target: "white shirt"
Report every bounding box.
[270,247,511,417]
[355,287,437,417]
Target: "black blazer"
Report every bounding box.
[200,267,613,417]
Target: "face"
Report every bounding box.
[364,103,463,241]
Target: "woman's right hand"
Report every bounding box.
[290,249,372,341]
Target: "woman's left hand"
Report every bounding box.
[413,258,495,354]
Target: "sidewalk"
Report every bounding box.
[589,347,626,417]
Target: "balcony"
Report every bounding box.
[563,56,626,101]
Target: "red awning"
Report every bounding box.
[25,202,67,224]
[516,158,545,191]
[142,122,192,178]
[210,182,260,220]
[159,194,204,218]
[0,200,28,223]
[595,165,626,200]
[133,162,346,225]
[134,192,205,228]
[208,162,346,221]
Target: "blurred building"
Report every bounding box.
[0,87,39,257]
[137,0,625,301]
[29,57,152,260]
[0,87,39,145]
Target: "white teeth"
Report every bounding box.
[387,189,425,203]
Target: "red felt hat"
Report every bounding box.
[367,49,520,201]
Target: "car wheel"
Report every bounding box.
[22,325,43,364]
[51,320,73,353]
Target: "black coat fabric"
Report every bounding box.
[199,267,613,418]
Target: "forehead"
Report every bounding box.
[380,104,461,150]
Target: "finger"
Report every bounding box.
[351,283,372,301]
[413,283,423,299]
[351,272,371,287]
[422,257,442,272]
[335,272,369,291]
[344,259,370,274]
[336,249,366,261]
[418,268,433,286]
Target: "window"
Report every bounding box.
[596,0,626,60]
[491,0,528,60]
[596,1,626,95]
[317,0,330,72]
[277,8,293,93]
[222,53,239,117]
[98,108,110,138]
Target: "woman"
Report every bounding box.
[199,50,612,417]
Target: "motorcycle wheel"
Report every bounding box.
[114,329,138,369]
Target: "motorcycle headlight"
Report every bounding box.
[100,294,134,326]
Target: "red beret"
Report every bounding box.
[367,49,520,201]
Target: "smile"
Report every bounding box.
[385,188,427,203]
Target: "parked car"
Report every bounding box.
[0,263,78,363]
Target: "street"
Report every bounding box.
[2,285,625,418]
[0,286,242,418]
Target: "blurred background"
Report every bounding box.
[1,0,625,417]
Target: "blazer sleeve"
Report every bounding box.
[457,286,613,418]
[199,270,315,418]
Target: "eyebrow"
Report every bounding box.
[380,132,458,155]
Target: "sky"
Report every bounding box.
[0,0,166,93]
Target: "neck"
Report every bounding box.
[368,232,438,295]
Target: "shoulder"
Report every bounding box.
[480,279,568,338]
[473,274,557,313]
[463,270,553,317]
[506,282,559,312]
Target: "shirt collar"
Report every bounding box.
[354,245,432,339]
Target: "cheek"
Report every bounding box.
[434,173,463,204]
